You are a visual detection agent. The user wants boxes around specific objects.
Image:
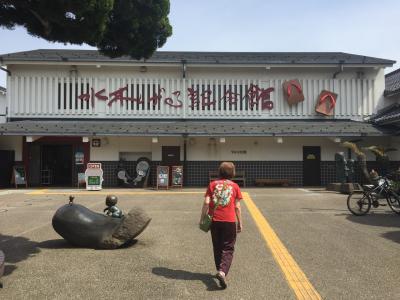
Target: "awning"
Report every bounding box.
[0,120,392,137]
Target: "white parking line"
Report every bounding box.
[297,188,320,196]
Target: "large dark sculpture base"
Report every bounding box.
[52,204,151,249]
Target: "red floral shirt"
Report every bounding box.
[205,179,243,222]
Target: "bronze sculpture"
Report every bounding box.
[103,195,123,218]
[52,196,151,249]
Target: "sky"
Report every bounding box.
[1,0,399,87]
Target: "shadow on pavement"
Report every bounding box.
[301,207,349,213]
[0,234,41,276]
[346,213,400,244]
[0,235,140,277]
[36,239,74,249]
[38,238,139,250]
[152,267,221,291]
[347,213,400,228]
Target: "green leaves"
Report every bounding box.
[98,0,172,59]
[0,0,172,59]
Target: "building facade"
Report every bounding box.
[0,86,6,123]
[0,50,398,187]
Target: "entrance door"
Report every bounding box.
[162,146,181,185]
[162,146,181,165]
[0,150,14,188]
[41,145,73,186]
[29,144,41,186]
[303,146,321,186]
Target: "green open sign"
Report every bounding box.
[88,176,100,185]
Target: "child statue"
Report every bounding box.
[103,195,123,218]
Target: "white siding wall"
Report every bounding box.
[7,64,382,120]
[0,92,6,123]
[89,136,389,162]
[90,136,184,161]
[374,69,388,112]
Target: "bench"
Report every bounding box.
[209,171,246,187]
[255,179,291,187]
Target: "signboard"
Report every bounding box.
[282,79,304,106]
[11,165,27,188]
[315,90,338,116]
[157,166,169,189]
[171,166,183,188]
[92,139,101,147]
[85,163,103,191]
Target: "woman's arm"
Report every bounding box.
[199,196,211,224]
[235,199,242,233]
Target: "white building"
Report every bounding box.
[0,50,397,187]
[0,86,6,123]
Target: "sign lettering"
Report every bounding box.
[77,84,274,110]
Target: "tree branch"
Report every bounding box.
[29,9,51,36]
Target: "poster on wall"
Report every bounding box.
[157,166,169,189]
[85,163,104,191]
[11,165,27,188]
[75,151,84,165]
[171,166,183,188]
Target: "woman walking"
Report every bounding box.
[199,162,243,289]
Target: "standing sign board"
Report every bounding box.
[85,163,104,191]
[171,166,183,188]
[157,166,169,189]
[11,166,28,188]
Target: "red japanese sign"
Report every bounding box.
[76,84,274,111]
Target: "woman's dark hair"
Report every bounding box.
[218,162,236,179]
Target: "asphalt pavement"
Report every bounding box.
[0,187,400,299]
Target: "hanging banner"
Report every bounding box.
[75,151,84,165]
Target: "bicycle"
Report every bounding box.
[347,176,400,216]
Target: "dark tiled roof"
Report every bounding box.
[371,103,400,124]
[384,68,400,97]
[0,120,391,136]
[0,49,395,66]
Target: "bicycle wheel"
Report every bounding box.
[387,192,400,214]
[347,192,371,216]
